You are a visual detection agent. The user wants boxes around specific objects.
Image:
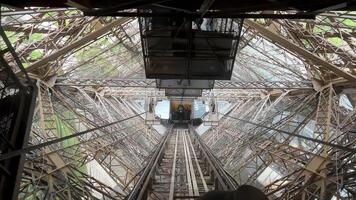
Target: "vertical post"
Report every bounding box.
[312,85,333,199]
[0,28,38,200]
[286,85,335,200]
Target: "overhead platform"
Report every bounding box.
[140,15,243,80]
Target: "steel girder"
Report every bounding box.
[15,82,161,199]
[244,19,356,84]
[202,86,356,200]
[21,18,131,75]
[2,5,356,200]
[55,78,314,90]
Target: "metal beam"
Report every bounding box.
[0,112,146,161]
[55,78,314,90]
[18,18,130,75]
[244,20,356,84]
[214,80,313,90]
[85,11,316,19]
[56,78,157,88]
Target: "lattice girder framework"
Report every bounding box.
[241,15,356,85]
[17,81,161,199]
[1,5,356,200]
[202,84,356,199]
[3,8,219,198]
[55,77,314,90]
[1,7,143,81]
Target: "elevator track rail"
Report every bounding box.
[127,126,237,200]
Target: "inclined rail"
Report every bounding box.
[126,127,172,200]
[189,125,238,191]
[127,126,237,200]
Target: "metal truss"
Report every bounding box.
[57,86,264,100]
[0,28,37,200]
[15,81,161,199]
[56,78,157,88]
[56,78,314,90]
[202,86,356,199]
[200,18,356,200]
[1,5,356,200]
[242,13,356,84]
[214,80,313,90]
[1,6,141,80]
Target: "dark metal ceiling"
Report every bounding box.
[3,0,355,12]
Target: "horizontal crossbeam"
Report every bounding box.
[56,78,314,90]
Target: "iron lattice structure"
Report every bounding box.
[0,5,355,200]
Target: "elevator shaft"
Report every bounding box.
[128,126,236,200]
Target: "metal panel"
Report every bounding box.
[139,14,243,80]
[157,79,214,89]
[165,89,202,97]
